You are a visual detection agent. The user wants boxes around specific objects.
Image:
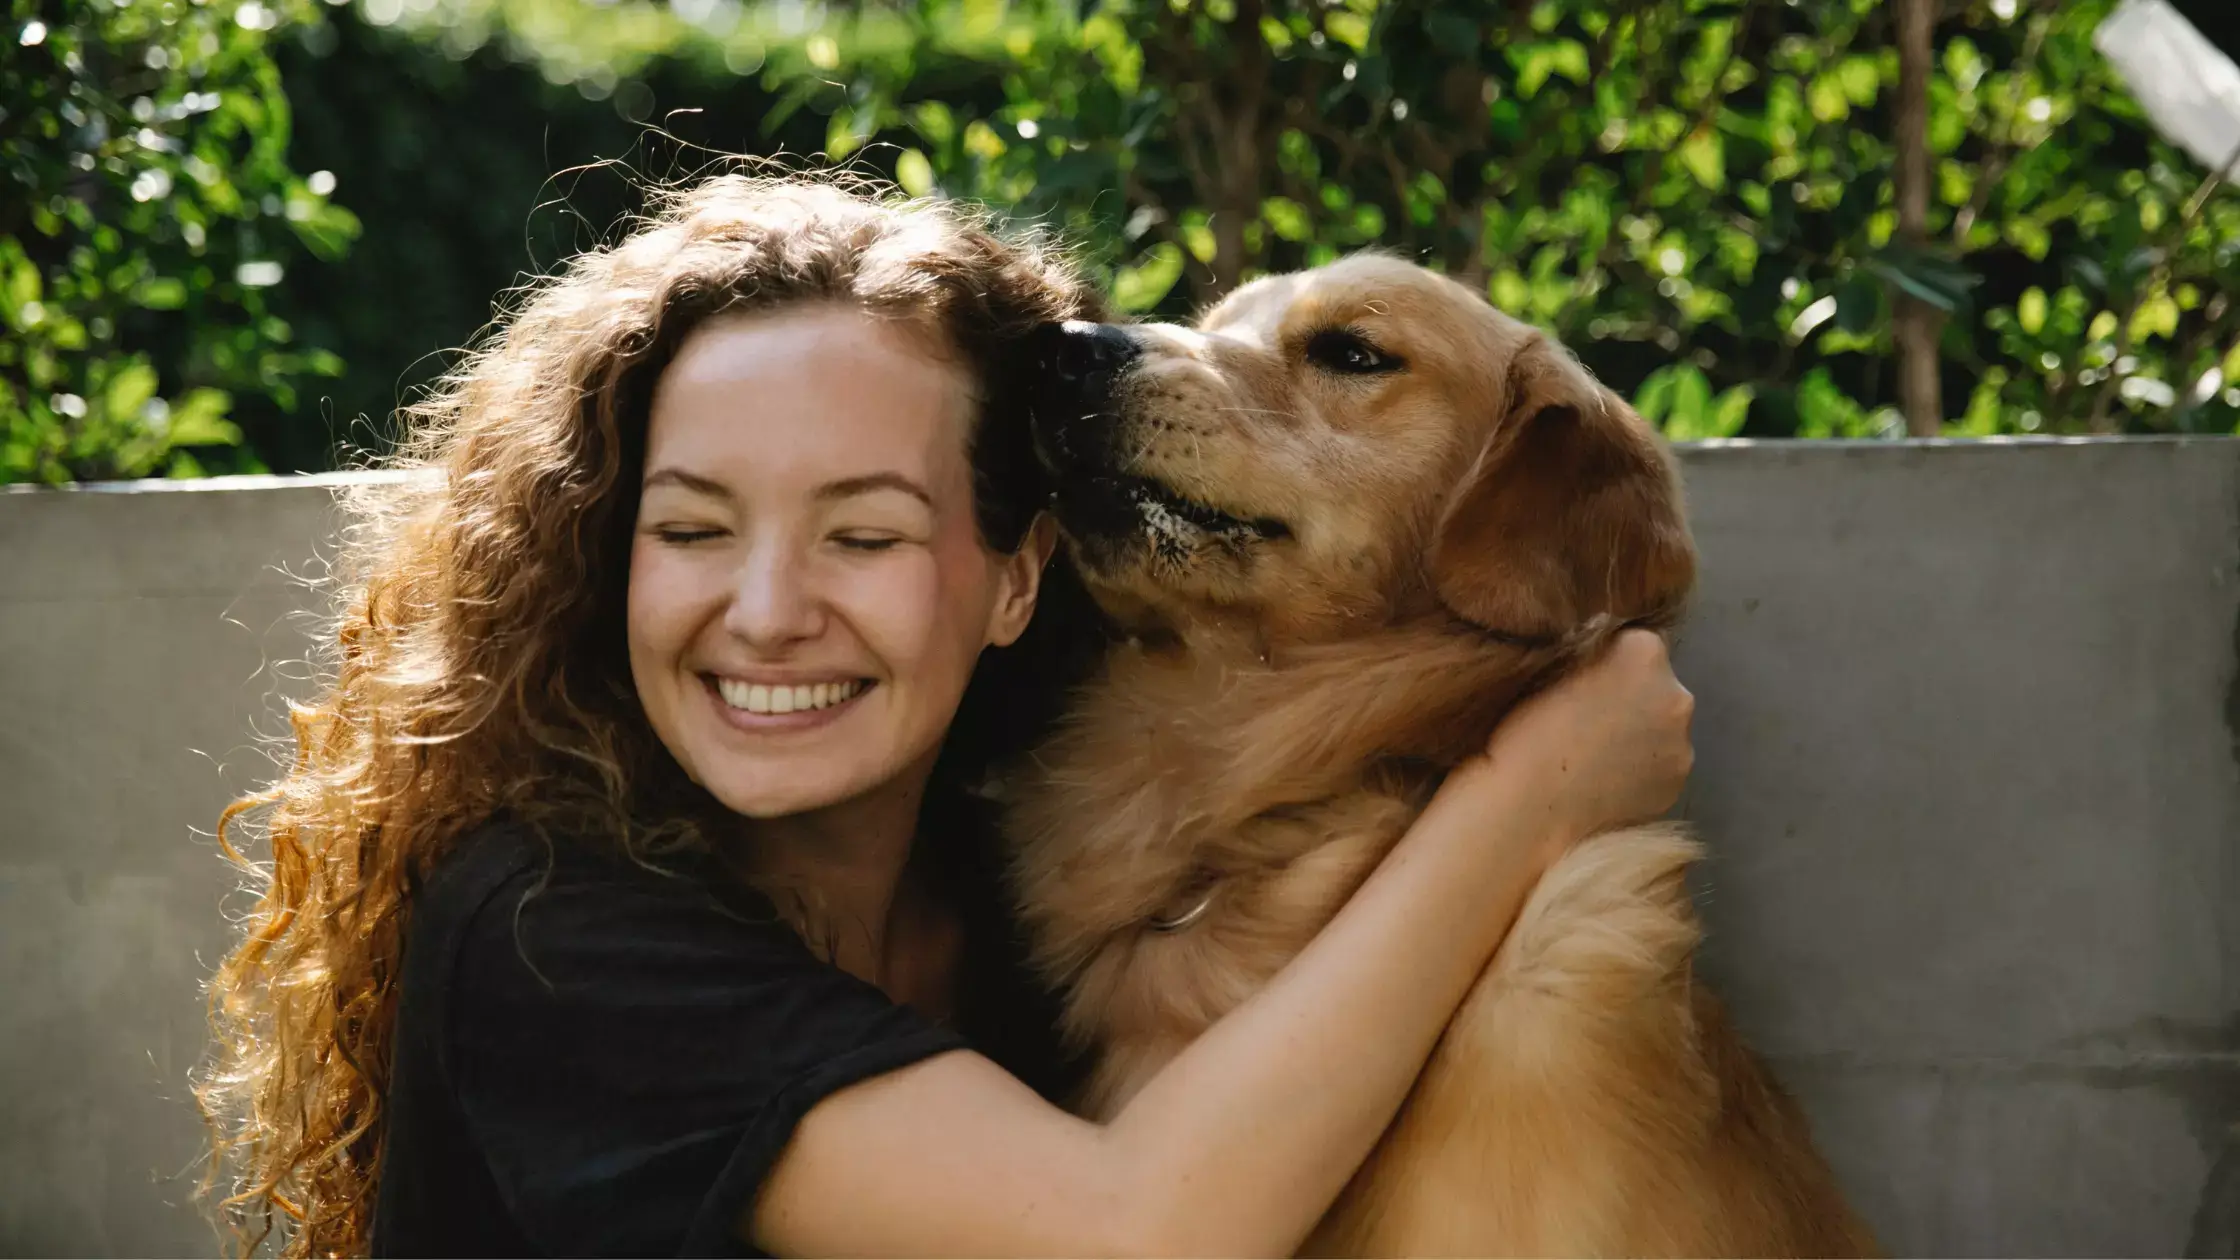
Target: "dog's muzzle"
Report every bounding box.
[1026,319,1142,477]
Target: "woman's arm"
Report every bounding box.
[752,630,1693,1258]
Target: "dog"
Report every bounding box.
[1003,254,1877,1257]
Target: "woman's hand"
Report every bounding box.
[1447,629,1696,863]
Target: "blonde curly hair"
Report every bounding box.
[195,171,1105,1257]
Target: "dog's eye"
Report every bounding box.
[1304,328,1401,376]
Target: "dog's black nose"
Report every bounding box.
[1030,320,1141,398]
[1026,320,1141,477]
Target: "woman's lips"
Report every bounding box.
[700,673,873,733]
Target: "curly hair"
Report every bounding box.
[194,171,1108,1257]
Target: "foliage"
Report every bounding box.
[241,0,1039,455]
[2,0,360,481]
[819,0,2240,438]
[12,0,2240,483]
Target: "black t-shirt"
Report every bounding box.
[370,809,1077,1258]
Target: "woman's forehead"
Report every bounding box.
[649,305,977,486]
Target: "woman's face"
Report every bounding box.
[627,304,1048,820]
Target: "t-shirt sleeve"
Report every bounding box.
[441,854,968,1258]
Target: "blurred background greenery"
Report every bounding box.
[6,0,2239,483]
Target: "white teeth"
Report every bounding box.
[716,677,864,716]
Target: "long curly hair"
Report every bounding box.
[194,171,1108,1258]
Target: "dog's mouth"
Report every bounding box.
[1055,470,1291,550]
[1024,336,1289,557]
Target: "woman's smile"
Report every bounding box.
[702,672,876,731]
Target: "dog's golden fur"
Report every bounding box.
[1006,255,1877,1256]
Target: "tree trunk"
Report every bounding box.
[1892,0,1944,437]
[1208,0,1267,298]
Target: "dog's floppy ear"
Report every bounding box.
[1429,336,1696,640]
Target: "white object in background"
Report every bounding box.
[2096,0,2240,178]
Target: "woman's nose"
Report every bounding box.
[722,545,825,647]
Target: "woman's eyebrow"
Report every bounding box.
[815,472,934,507]
[642,467,732,499]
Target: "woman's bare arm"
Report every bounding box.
[752,630,1693,1258]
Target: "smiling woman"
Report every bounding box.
[194,173,1105,1256]
[196,170,1697,1260]
[626,305,1048,832]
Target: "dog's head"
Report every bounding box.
[1026,254,1695,653]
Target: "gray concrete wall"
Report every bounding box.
[1,439,2234,1257]
[1,476,359,1257]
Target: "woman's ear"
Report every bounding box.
[986,512,1059,648]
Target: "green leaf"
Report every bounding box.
[1669,383,1754,441]
[2018,287,2047,336]
[1634,365,1680,425]
[1,244,39,316]
[1635,363,1714,435]
[136,277,187,310]
[1795,368,1876,438]
[162,388,241,449]
[1326,11,1370,52]
[963,120,1006,161]
[2129,293,2179,343]
[1669,364,1713,433]
[1180,219,1216,265]
[1547,39,1589,85]
[826,107,866,160]
[1957,368,2008,436]
[911,102,957,148]
[1807,75,1850,122]
[1262,196,1312,243]
[1509,41,1586,98]
[1678,129,1724,190]
[1709,384,1754,437]
[895,149,936,198]
[1112,243,1184,314]
[1835,55,1881,105]
[105,361,159,423]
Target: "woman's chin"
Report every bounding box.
[698,761,901,820]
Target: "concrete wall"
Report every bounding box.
[1,439,2235,1257]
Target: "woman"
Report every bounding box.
[199,173,1694,1258]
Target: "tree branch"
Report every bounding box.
[2086,140,2240,432]
[1950,0,2057,247]
[1892,0,1943,436]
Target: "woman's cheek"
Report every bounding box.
[625,541,681,649]
[627,542,722,664]
[831,552,942,670]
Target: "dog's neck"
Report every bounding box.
[1094,613,1600,830]
[1001,611,1611,984]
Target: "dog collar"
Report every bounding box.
[1148,886,1218,933]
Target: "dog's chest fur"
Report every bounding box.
[1003,625,1549,1114]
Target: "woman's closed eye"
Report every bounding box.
[832,532,905,553]
[650,524,728,545]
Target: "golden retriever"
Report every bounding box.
[1004,255,1877,1257]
